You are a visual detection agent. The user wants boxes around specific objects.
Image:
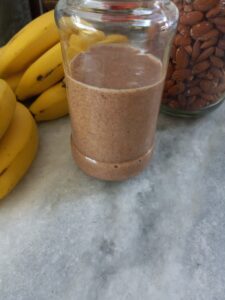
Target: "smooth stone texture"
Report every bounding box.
[0,106,225,300]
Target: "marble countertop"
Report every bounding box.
[0,106,225,300]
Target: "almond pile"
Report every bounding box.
[163,0,225,112]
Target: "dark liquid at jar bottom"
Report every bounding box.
[66,44,165,180]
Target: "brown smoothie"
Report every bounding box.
[66,44,164,181]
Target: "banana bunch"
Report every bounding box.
[0,11,129,122]
[0,80,16,139]
[30,80,68,122]
[0,11,59,77]
[0,85,39,199]
[0,10,68,122]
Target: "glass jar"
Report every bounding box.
[55,0,178,181]
[162,0,225,117]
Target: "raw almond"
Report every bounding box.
[178,24,190,36]
[201,37,218,49]
[187,87,201,96]
[193,60,210,74]
[200,79,219,93]
[216,25,225,33]
[187,96,197,103]
[192,40,201,60]
[176,3,183,11]
[215,47,224,57]
[196,47,215,62]
[197,72,206,78]
[189,79,201,87]
[166,63,174,79]
[211,17,225,26]
[193,0,219,12]
[217,82,225,93]
[170,44,177,61]
[220,8,225,15]
[206,5,221,18]
[202,93,217,101]
[188,99,205,110]
[198,29,219,41]
[180,11,204,25]
[165,80,175,90]
[219,78,225,85]
[210,55,224,67]
[184,4,193,12]
[184,45,192,55]
[206,71,214,80]
[210,67,224,78]
[218,40,225,50]
[187,75,194,81]
[191,22,213,39]
[172,69,192,80]
[176,47,189,68]
[174,34,192,46]
[168,83,185,96]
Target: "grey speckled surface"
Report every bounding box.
[0,106,225,300]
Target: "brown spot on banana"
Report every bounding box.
[0,168,7,176]
[36,63,62,81]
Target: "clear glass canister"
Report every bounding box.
[162,0,225,117]
[55,0,178,181]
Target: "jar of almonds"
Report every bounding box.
[162,0,225,116]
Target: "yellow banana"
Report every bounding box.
[0,79,17,139]
[59,16,98,35]
[30,81,68,121]
[67,32,128,60]
[0,102,38,200]
[58,16,79,35]
[67,30,105,59]
[0,46,5,55]
[98,34,128,44]
[0,10,59,77]
[16,43,64,100]
[5,71,24,92]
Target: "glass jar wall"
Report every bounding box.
[55,0,178,180]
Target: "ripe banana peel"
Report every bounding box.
[0,46,5,55]
[30,81,68,121]
[16,43,64,100]
[0,10,59,77]
[67,32,128,59]
[5,71,24,92]
[0,103,38,200]
[67,30,105,59]
[98,34,128,44]
[70,30,106,50]
[0,79,17,139]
